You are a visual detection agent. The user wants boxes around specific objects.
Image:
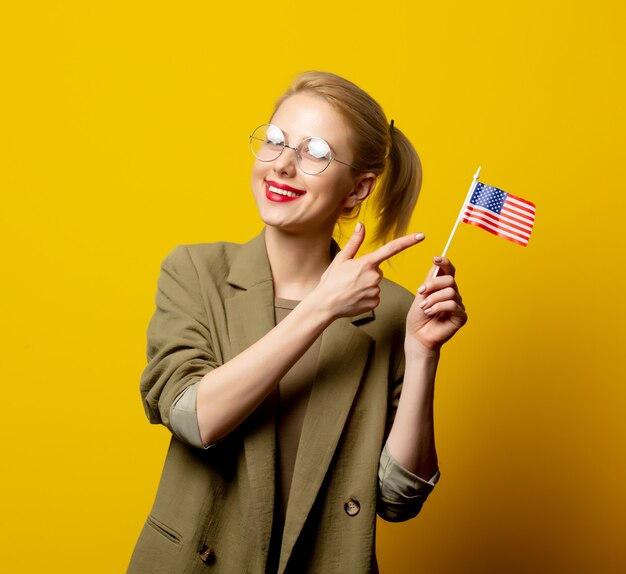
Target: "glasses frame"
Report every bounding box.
[249,123,357,175]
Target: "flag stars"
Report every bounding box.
[471,182,506,214]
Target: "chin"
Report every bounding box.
[255,207,294,231]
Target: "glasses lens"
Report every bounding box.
[298,137,332,174]
[250,124,284,161]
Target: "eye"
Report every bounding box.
[304,137,331,160]
[266,124,285,145]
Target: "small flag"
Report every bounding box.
[462,182,536,246]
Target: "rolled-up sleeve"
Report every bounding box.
[168,383,204,447]
[377,442,440,522]
[140,245,220,432]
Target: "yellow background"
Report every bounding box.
[1,1,624,572]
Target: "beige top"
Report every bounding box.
[272,298,323,520]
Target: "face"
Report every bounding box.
[251,93,374,238]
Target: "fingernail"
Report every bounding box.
[415,232,425,241]
[355,222,363,233]
[434,256,443,263]
[419,299,428,309]
[418,285,426,294]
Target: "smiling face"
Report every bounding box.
[251,93,375,239]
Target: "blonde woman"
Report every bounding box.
[128,71,467,574]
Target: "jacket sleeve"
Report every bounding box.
[169,382,216,448]
[377,442,439,522]
[140,245,220,432]
[376,345,440,522]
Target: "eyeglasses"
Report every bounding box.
[249,123,356,175]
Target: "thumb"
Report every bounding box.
[335,222,365,262]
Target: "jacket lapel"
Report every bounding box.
[278,314,373,573]
[224,230,278,558]
[223,231,375,572]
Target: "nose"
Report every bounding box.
[272,145,298,177]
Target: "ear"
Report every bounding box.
[343,172,377,209]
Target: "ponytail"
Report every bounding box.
[371,124,422,244]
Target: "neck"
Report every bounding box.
[264,226,334,300]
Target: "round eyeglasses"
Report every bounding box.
[249,123,356,175]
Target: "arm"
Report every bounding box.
[386,256,467,479]
[139,243,337,444]
[140,245,220,429]
[195,293,332,445]
[195,227,426,446]
[140,244,335,442]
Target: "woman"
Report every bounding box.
[128,71,467,574]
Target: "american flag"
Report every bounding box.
[462,182,536,246]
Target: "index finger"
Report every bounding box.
[364,233,425,266]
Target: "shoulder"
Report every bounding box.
[161,241,243,282]
[360,277,413,339]
[156,232,271,299]
[379,277,414,318]
[165,241,241,265]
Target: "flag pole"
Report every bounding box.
[433,166,481,278]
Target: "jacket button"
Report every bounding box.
[344,498,360,516]
[198,544,215,564]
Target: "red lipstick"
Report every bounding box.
[264,180,306,203]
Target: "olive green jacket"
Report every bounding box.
[127,232,433,574]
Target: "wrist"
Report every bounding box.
[404,336,441,362]
[299,290,335,330]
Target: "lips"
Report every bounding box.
[265,180,306,203]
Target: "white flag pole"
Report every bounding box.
[433,166,482,278]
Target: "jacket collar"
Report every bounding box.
[226,228,374,324]
[226,228,274,290]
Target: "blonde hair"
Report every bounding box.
[274,71,422,243]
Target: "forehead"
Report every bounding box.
[271,93,351,148]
